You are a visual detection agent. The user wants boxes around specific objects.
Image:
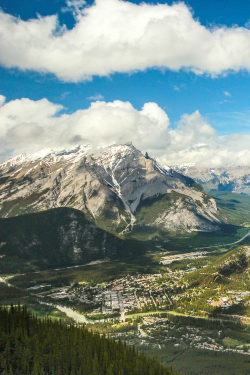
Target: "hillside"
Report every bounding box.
[0,305,181,375]
[0,207,133,273]
[185,245,250,288]
[0,143,219,236]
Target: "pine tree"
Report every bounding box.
[92,353,101,374]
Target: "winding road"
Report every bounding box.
[196,230,250,250]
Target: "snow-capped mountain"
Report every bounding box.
[0,143,219,234]
[175,165,250,195]
[0,145,91,171]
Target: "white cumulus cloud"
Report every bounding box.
[1,95,250,167]
[1,0,250,81]
[0,96,169,158]
[0,95,6,107]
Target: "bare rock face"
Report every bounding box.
[175,165,250,195]
[0,143,219,234]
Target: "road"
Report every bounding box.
[149,291,156,307]
[196,230,250,250]
[134,289,141,309]
[0,275,23,289]
[118,291,125,321]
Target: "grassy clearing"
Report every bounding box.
[26,303,74,323]
[222,337,242,348]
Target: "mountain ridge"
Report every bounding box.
[175,165,250,195]
[0,143,219,235]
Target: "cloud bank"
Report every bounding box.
[1,95,250,167]
[1,0,250,81]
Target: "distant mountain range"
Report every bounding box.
[175,165,250,195]
[0,143,219,235]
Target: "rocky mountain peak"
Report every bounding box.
[0,143,219,235]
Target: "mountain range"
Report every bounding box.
[175,165,250,195]
[0,143,219,237]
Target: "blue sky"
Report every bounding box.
[1,0,250,166]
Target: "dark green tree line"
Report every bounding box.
[0,305,182,375]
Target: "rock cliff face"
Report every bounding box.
[0,143,219,233]
[0,208,130,273]
[176,165,250,195]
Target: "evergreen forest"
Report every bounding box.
[0,305,182,375]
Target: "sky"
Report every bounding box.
[1,0,250,167]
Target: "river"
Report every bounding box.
[55,305,89,324]
[39,301,90,324]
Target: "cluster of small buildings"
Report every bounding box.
[207,291,250,309]
[111,317,224,351]
[110,316,250,355]
[44,271,192,315]
[123,293,137,311]
[102,290,120,314]
[33,269,250,356]
[160,251,208,265]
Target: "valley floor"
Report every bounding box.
[2,245,250,375]
[2,213,250,374]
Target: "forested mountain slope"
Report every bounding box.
[186,245,250,287]
[0,207,132,273]
[0,305,182,375]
